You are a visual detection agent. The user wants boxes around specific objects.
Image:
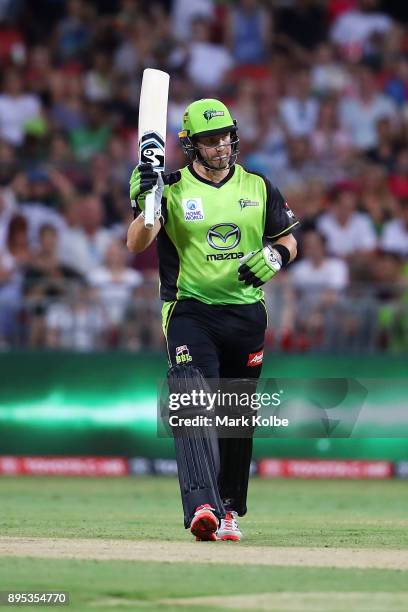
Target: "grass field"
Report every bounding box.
[1,476,408,611]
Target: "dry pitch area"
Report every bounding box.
[1,536,408,570]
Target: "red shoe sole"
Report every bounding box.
[191,511,218,542]
[219,534,241,541]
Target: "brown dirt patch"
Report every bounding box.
[1,537,408,570]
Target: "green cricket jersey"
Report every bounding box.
[157,164,299,306]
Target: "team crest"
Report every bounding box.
[203,109,225,122]
[239,198,259,210]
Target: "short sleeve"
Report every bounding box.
[263,178,300,240]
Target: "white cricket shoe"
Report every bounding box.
[217,511,242,541]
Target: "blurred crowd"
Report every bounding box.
[0,0,407,352]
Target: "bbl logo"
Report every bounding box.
[176,345,192,364]
[139,131,165,170]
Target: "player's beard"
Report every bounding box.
[201,150,231,171]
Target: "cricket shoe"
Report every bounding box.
[191,504,218,541]
[217,511,242,541]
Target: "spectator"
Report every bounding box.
[280,69,319,137]
[339,64,396,150]
[185,17,234,94]
[225,0,271,66]
[83,51,114,102]
[381,199,408,257]
[59,194,114,275]
[388,147,408,199]
[0,214,30,345]
[290,229,349,293]
[384,55,408,108]
[359,163,396,232]
[229,79,262,150]
[274,136,320,191]
[70,102,112,161]
[311,42,352,96]
[330,0,393,63]
[276,0,327,58]
[45,282,106,350]
[310,96,352,183]
[317,186,377,256]
[171,0,214,42]
[0,185,16,251]
[87,237,142,329]
[56,0,92,61]
[365,116,399,171]
[0,6,26,65]
[113,16,157,76]
[244,91,287,177]
[23,223,81,346]
[48,70,85,132]
[0,68,42,146]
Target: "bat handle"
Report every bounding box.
[144,187,157,229]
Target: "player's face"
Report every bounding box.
[196,132,232,170]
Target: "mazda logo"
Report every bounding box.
[207,223,241,251]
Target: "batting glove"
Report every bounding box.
[238,245,282,288]
[129,163,163,219]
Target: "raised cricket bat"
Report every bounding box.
[137,68,170,229]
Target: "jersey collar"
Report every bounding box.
[188,164,235,188]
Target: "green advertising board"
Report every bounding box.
[0,352,407,460]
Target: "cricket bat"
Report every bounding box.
[137,68,170,229]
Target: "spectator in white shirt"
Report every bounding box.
[0,68,42,146]
[317,186,377,256]
[339,64,396,151]
[59,194,113,275]
[280,68,319,137]
[87,238,143,326]
[185,17,234,93]
[290,230,349,293]
[381,199,408,257]
[330,0,393,62]
[171,0,214,42]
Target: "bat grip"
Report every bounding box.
[144,187,157,229]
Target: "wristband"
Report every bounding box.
[271,244,290,267]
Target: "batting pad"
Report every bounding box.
[167,364,225,527]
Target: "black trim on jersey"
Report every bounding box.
[163,170,182,186]
[245,168,300,240]
[159,171,181,226]
[188,164,235,188]
[157,226,180,301]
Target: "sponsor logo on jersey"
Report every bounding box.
[206,223,241,250]
[182,198,204,221]
[239,198,259,210]
[203,109,225,122]
[247,350,264,367]
[284,202,295,219]
[176,345,192,364]
[206,252,244,261]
